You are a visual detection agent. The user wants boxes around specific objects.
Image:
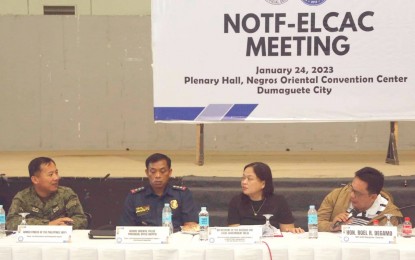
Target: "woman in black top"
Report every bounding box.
[227,162,304,233]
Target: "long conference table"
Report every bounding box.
[1,230,415,260]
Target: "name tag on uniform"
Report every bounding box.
[341,225,397,244]
[208,225,262,244]
[17,225,72,243]
[115,226,170,244]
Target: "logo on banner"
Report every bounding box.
[265,0,288,5]
[301,0,327,6]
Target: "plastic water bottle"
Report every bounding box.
[402,217,412,238]
[162,203,173,234]
[199,207,209,241]
[308,205,318,239]
[0,205,6,238]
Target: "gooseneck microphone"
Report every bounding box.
[333,208,359,228]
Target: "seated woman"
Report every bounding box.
[227,162,304,233]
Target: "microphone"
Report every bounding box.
[377,205,415,221]
[333,208,359,228]
[103,173,110,180]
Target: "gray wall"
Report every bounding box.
[0,0,151,15]
[1,15,414,152]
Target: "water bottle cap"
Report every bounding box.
[164,203,169,207]
[309,205,315,209]
[201,207,207,211]
[405,217,410,221]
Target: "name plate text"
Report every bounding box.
[208,225,262,244]
[341,225,397,244]
[116,226,170,244]
[17,225,72,243]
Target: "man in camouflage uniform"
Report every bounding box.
[6,157,88,230]
[119,153,198,231]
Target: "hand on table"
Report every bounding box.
[49,217,73,226]
[288,227,305,233]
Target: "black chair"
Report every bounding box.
[399,204,415,223]
[84,212,93,229]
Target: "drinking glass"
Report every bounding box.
[262,214,274,237]
[18,213,30,225]
[384,214,393,227]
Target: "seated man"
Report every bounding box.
[318,167,402,232]
[119,153,198,231]
[6,157,88,230]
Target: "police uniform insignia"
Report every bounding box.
[135,205,150,216]
[31,207,39,213]
[170,200,178,209]
[172,185,187,191]
[130,186,145,194]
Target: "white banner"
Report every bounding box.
[152,0,415,122]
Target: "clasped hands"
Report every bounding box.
[49,217,73,226]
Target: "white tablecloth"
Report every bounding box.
[1,231,415,260]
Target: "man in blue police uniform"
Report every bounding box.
[119,153,198,231]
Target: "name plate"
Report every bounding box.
[17,225,72,243]
[116,226,170,244]
[208,225,262,244]
[341,225,397,244]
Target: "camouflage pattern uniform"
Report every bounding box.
[6,186,88,230]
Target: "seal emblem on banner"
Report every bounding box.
[301,0,327,6]
[265,0,288,5]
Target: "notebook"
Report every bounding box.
[88,229,116,239]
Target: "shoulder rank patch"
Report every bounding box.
[130,187,145,194]
[172,185,187,191]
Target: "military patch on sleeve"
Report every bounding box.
[130,186,145,194]
[66,199,78,209]
[172,185,187,191]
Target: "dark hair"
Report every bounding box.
[244,162,274,198]
[145,153,171,169]
[355,167,384,195]
[28,157,56,177]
